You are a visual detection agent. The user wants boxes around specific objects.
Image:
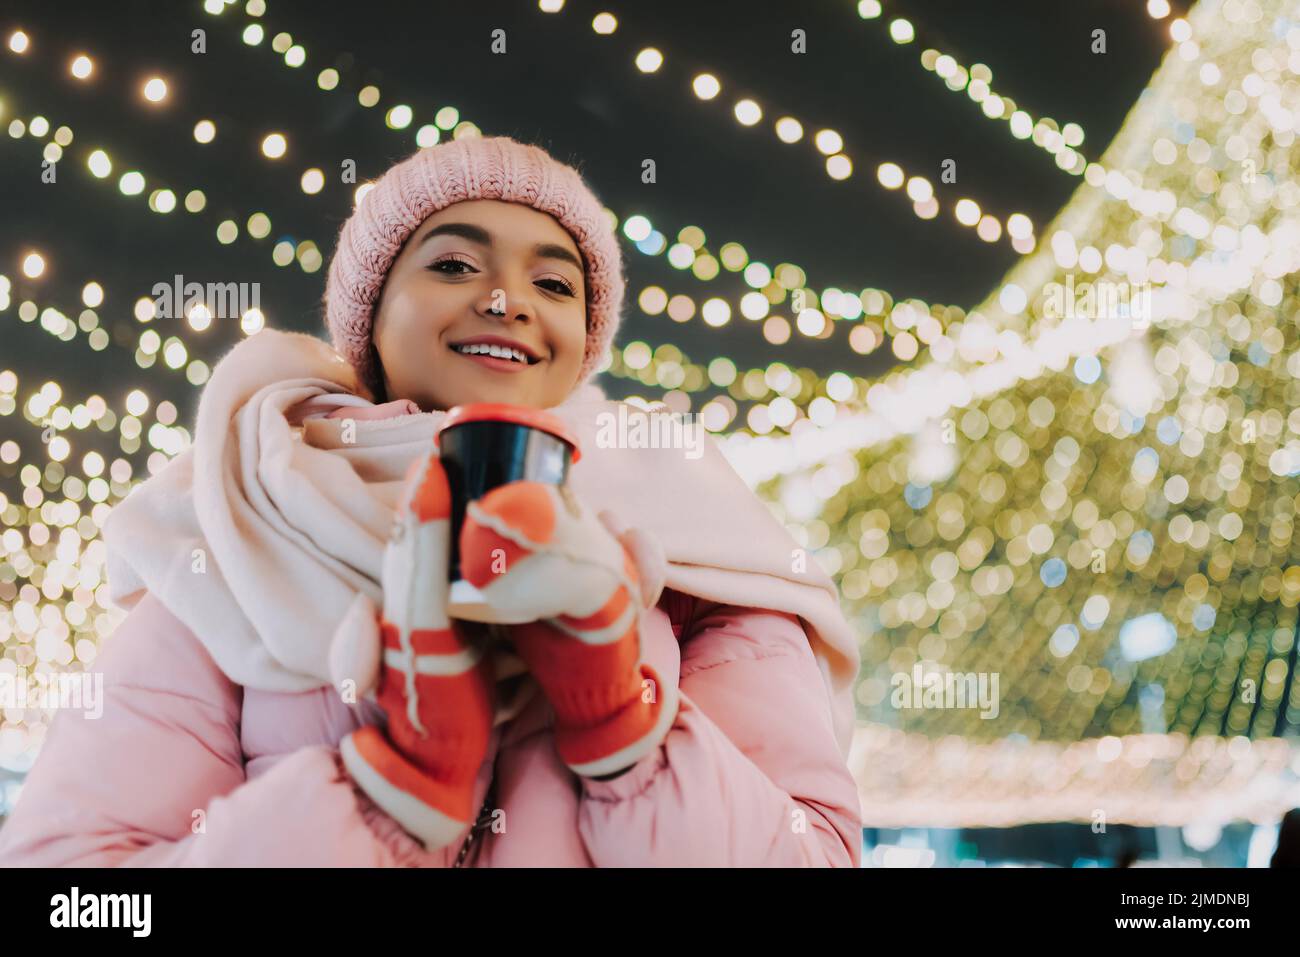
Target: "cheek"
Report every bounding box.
[376,283,453,356]
[558,312,588,367]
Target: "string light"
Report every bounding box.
[721,0,1300,825]
[0,377,171,752]
[0,92,319,271]
[729,43,1247,486]
[0,265,232,561]
[117,171,145,195]
[530,3,1028,244]
[141,77,167,103]
[775,116,802,143]
[848,728,1300,827]
[186,12,952,354]
[385,104,413,129]
[600,327,880,437]
[20,252,45,279]
[86,148,111,178]
[0,16,1159,439]
[634,47,663,73]
[1,33,335,278]
[0,290,204,758]
[260,132,287,158]
[859,4,1093,174]
[1,80,924,388]
[888,18,915,44]
[48,5,949,368]
[299,167,324,194]
[692,74,721,100]
[3,273,220,380]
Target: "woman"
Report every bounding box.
[0,136,863,867]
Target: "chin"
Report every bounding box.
[445,382,530,409]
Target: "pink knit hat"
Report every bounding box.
[323,135,625,401]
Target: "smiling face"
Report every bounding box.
[371,199,589,411]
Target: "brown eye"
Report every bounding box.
[428,255,477,276]
[536,276,577,297]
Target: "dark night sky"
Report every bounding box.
[0,0,1183,423]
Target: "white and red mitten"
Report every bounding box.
[330,453,496,851]
[458,481,679,779]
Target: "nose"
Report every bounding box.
[477,277,537,325]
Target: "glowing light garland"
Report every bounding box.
[536,0,1034,247]
[855,1,1093,174]
[809,0,1300,825]
[0,95,324,278]
[204,2,955,355]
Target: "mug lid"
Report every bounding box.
[438,402,582,463]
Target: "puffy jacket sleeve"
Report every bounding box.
[576,596,862,867]
[0,591,443,867]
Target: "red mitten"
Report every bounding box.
[331,453,496,851]
[458,481,679,778]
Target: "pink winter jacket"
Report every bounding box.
[0,393,862,867]
[0,584,862,867]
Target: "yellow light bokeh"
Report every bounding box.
[260,132,287,158]
[635,48,663,73]
[142,77,167,103]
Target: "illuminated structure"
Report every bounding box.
[779,0,1299,827]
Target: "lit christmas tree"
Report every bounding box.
[749,0,1300,827]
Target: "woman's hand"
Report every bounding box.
[329,453,496,852]
[457,481,679,778]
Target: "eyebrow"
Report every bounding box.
[418,221,584,273]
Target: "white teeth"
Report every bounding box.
[454,343,529,363]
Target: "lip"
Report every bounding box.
[449,334,543,363]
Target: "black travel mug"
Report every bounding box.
[436,402,580,622]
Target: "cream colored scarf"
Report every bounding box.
[102,329,861,757]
